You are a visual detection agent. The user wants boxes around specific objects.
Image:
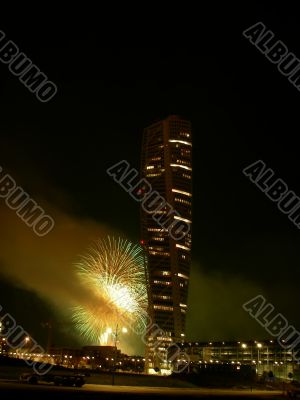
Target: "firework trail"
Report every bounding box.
[72,237,148,344]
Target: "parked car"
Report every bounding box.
[20,373,39,385]
[19,372,85,387]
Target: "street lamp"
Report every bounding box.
[25,337,30,348]
[257,343,262,375]
[23,337,30,358]
[111,324,127,385]
[240,343,247,364]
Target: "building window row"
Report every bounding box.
[148,246,164,251]
[172,188,192,197]
[179,132,190,138]
[174,216,192,224]
[174,197,192,206]
[153,294,172,300]
[168,139,192,147]
[151,236,165,242]
[156,336,173,341]
[170,164,192,171]
[182,173,192,180]
[181,149,191,156]
[150,210,165,215]
[154,305,174,311]
[151,157,162,161]
[175,159,191,167]
[149,251,170,256]
[153,280,172,286]
[178,273,189,280]
[146,173,163,178]
[176,244,191,251]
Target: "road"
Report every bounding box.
[0,381,285,399]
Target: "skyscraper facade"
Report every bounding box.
[140,115,192,371]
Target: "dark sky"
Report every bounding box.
[1,5,300,351]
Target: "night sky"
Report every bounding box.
[1,6,300,353]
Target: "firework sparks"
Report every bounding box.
[72,237,148,344]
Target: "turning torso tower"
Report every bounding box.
[140,115,192,370]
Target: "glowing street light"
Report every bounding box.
[112,324,127,386]
[257,343,262,374]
